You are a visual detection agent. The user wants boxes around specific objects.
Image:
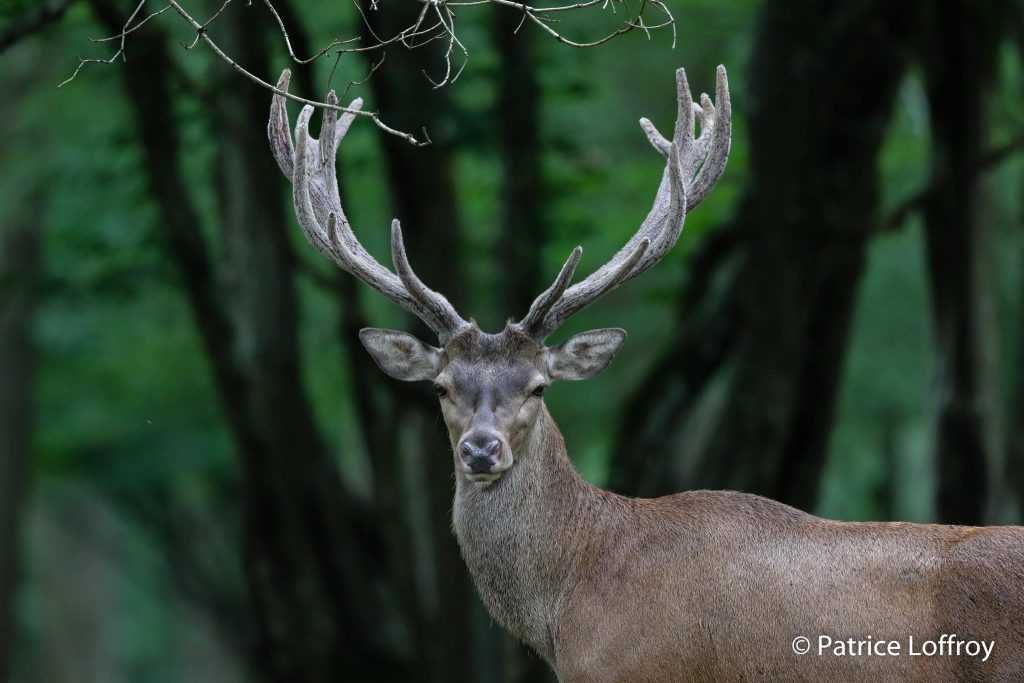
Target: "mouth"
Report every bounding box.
[463,464,511,486]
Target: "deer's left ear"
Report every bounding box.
[546,328,626,381]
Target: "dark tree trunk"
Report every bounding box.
[1008,0,1024,524]
[494,10,544,320]
[0,195,41,683]
[918,1,1003,525]
[358,9,478,683]
[212,8,396,681]
[87,2,403,680]
[1012,265,1024,519]
[610,1,920,513]
[1013,167,1024,519]
[276,3,432,672]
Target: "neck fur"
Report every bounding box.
[452,405,607,662]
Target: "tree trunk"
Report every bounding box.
[494,9,544,319]
[358,8,478,683]
[212,8,396,680]
[610,1,920,514]
[1008,0,1024,524]
[1012,151,1024,521]
[1011,256,1024,519]
[271,4,432,676]
[918,0,1003,525]
[87,2,403,679]
[0,194,41,683]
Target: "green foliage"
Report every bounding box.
[4,0,1023,679]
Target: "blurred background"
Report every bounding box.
[1,0,1023,681]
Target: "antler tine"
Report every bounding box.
[269,69,467,342]
[687,93,716,179]
[268,70,296,179]
[525,66,730,341]
[639,66,695,157]
[320,214,430,331]
[292,105,335,256]
[533,239,650,339]
[641,65,731,211]
[270,70,365,182]
[688,65,731,208]
[531,142,684,339]
[320,89,341,208]
[519,246,583,335]
[391,220,469,340]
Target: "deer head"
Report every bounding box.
[268,66,730,485]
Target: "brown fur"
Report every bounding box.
[362,324,1024,681]
[432,329,1024,682]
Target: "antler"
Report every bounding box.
[518,65,731,340]
[268,70,469,342]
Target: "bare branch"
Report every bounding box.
[166,0,433,144]
[338,51,386,101]
[59,0,150,87]
[62,0,675,144]
[90,4,172,43]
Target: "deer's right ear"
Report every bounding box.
[359,328,442,382]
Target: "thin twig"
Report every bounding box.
[59,0,148,87]
[61,0,675,144]
[341,51,387,102]
[90,4,173,43]
[163,0,430,145]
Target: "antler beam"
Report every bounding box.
[268,69,468,342]
[519,65,731,340]
[269,64,729,346]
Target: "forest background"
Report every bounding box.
[2,1,1024,681]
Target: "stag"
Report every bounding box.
[268,66,1024,681]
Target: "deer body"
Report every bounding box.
[454,403,1024,682]
[268,64,1024,681]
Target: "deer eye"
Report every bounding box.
[434,384,448,399]
[531,384,547,398]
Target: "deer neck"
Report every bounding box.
[452,404,604,662]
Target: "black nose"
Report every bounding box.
[460,435,501,473]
